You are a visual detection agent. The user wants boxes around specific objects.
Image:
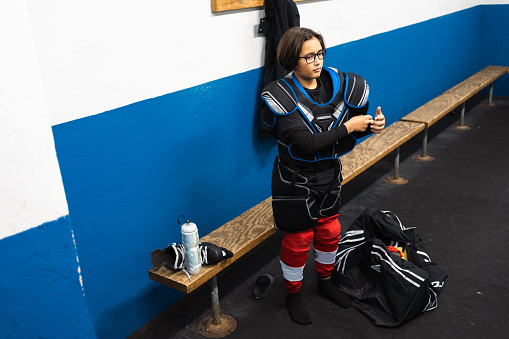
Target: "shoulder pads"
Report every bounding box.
[261,78,298,115]
[344,72,369,108]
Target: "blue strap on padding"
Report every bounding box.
[291,67,340,106]
[287,142,344,163]
[262,112,276,127]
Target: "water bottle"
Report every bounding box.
[179,217,202,275]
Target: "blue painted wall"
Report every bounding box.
[481,5,509,94]
[2,5,508,339]
[0,217,95,339]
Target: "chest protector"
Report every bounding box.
[261,67,369,162]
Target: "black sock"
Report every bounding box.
[317,277,352,309]
[285,292,312,325]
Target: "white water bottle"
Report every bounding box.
[180,218,202,275]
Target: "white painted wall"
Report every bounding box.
[0,1,69,240]
[299,0,478,47]
[24,0,481,126]
[483,0,509,4]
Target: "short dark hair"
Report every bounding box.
[277,27,326,71]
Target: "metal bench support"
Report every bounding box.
[484,82,497,107]
[413,127,435,162]
[198,275,237,338]
[385,147,408,185]
[454,102,471,130]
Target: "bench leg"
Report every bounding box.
[422,128,428,157]
[460,102,465,126]
[385,147,408,185]
[198,275,237,337]
[454,102,471,130]
[394,147,401,179]
[413,127,435,162]
[483,82,497,107]
[210,275,221,324]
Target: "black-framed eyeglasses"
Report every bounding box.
[299,50,326,64]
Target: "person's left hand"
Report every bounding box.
[371,106,385,134]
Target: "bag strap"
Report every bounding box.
[381,210,405,230]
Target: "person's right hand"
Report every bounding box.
[344,115,373,134]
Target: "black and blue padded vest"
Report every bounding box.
[261,67,369,162]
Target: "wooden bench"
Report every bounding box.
[401,65,509,160]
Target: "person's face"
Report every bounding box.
[293,37,324,88]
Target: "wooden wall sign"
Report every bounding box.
[211,0,307,13]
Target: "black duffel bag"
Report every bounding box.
[332,209,448,327]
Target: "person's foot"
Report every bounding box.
[317,277,352,309]
[285,292,312,325]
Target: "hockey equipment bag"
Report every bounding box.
[332,209,448,327]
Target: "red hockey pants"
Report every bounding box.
[280,214,341,293]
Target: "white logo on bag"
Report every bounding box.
[431,281,444,288]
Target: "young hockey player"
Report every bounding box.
[260,27,385,325]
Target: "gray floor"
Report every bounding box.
[130,95,509,339]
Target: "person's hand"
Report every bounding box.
[371,107,385,134]
[344,115,373,133]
